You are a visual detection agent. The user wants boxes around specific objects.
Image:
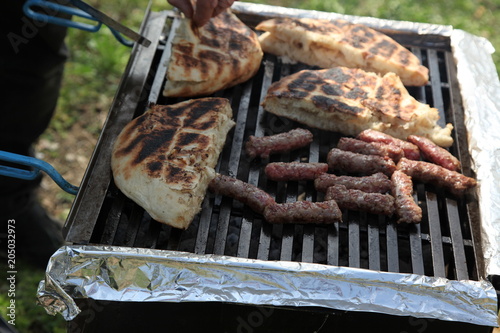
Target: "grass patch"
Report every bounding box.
[0,261,66,333]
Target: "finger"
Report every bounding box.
[212,0,236,17]
[167,0,194,18]
[192,0,219,27]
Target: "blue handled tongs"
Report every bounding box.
[0,151,79,195]
[23,0,151,47]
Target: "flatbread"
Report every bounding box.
[256,17,428,86]
[163,10,263,97]
[111,98,235,229]
[262,67,453,147]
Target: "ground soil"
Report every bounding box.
[35,107,108,225]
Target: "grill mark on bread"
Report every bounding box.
[321,84,343,96]
[177,132,208,148]
[147,161,163,174]
[398,50,410,65]
[312,95,364,115]
[343,25,374,49]
[369,39,397,58]
[133,129,176,166]
[182,99,222,130]
[114,98,231,178]
[291,17,348,35]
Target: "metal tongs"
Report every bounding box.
[23,0,151,47]
[0,151,79,195]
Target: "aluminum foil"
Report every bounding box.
[38,245,498,326]
[232,2,454,35]
[38,2,500,326]
[450,30,500,276]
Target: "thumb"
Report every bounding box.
[167,0,194,18]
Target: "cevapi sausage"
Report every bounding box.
[396,158,477,197]
[407,135,461,171]
[208,174,275,215]
[327,148,396,176]
[265,162,328,181]
[245,128,313,159]
[263,200,342,224]
[391,170,422,224]
[324,184,395,216]
[357,129,420,160]
[337,137,404,162]
[314,172,392,193]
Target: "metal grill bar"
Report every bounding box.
[348,212,361,268]
[446,198,469,280]
[367,218,381,270]
[386,222,400,272]
[426,191,446,277]
[409,223,425,275]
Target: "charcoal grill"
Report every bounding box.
[56,3,499,332]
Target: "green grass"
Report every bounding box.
[5,1,499,332]
[0,261,66,333]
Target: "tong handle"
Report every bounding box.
[23,0,134,47]
[0,151,79,195]
[23,0,102,32]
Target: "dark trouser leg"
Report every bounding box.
[0,0,69,267]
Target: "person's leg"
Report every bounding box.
[0,0,69,267]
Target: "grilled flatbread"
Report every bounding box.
[262,67,453,147]
[256,17,428,86]
[111,98,235,229]
[163,10,263,97]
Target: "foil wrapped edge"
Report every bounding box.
[232,2,453,35]
[450,30,500,276]
[38,245,498,326]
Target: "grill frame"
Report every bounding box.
[64,9,484,283]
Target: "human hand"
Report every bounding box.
[167,0,236,27]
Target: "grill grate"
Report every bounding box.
[64,11,484,284]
